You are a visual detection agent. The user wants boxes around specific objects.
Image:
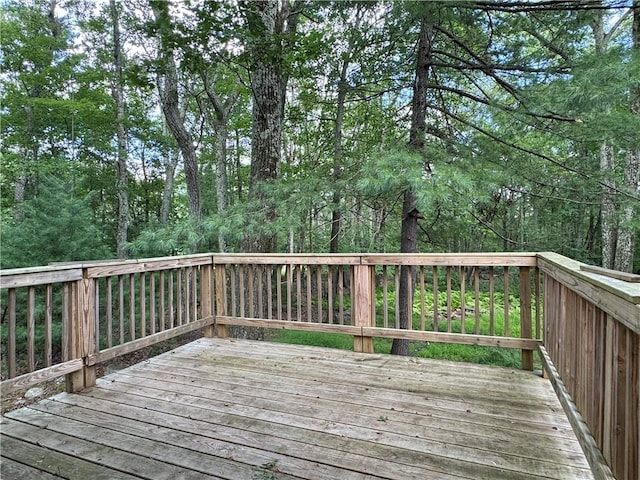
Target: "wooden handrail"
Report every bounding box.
[538,252,639,480]
[1,251,637,480]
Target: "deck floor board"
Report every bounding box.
[1,338,595,480]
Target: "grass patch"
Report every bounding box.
[271,330,523,368]
[271,330,354,351]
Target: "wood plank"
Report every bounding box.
[29,398,386,480]
[538,346,616,480]
[7,408,293,480]
[0,267,83,289]
[538,255,640,333]
[520,266,533,370]
[212,254,361,265]
[0,434,140,480]
[85,254,213,278]
[215,316,361,336]
[77,385,586,480]
[579,264,640,283]
[97,369,584,456]
[1,416,221,480]
[361,253,538,266]
[0,337,598,480]
[0,359,84,394]
[88,316,215,365]
[0,456,65,480]
[150,349,557,411]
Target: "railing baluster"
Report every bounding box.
[296,265,302,322]
[129,273,135,341]
[267,265,273,320]
[460,266,466,334]
[160,271,165,332]
[474,267,480,334]
[106,277,113,348]
[27,286,35,372]
[420,266,425,331]
[317,265,322,324]
[8,288,16,378]
[287,264,292,321]
[118,275,124,344]
[394,265,400,328]
[150,272,156,335]
[239,265,245,318]
[327,266,333,324]
[140,272,146,337]
[168,271,174,329]
[306,266,312,322]
[177,269,183,326]
[432,266,439,332]
[192,266,198,322]
[446,266,452,333]
[45,284,52,367]
[489,266,495,336]
[504,267,510,336]
[258,265,264,319]
[519,266,532,370]
[276,264,283,320]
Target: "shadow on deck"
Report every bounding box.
[1,338,594,480]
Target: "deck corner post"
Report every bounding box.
[519,266,533,370]
[66,276,96,392]
[353,264,374,353]
[201,264,214,338]
[214,264,228,338]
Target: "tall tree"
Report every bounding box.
[151,1,202,223]
[614,0,640,272]
[110,0,129,258]
[589,3,639,271]
[240,0,301,253]
[391,16,432,356]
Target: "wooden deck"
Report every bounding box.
[1,338,595,480]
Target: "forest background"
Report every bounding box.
[1,0,639,273]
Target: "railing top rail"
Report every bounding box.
[360,253,538,266]
[537,252,640,334]
[0,266,84,289]
[211,252,539,266]
[85,254,214,278]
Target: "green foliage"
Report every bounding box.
[0,176,112,268]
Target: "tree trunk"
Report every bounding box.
[241,0,299,254]
[202,75,239,253]
[391,19,432,356]
[600,141,617,269]
[235,0,299,340]
[160,148,178,225]
[152,3,201,224]
[329,49,351,253]
[614,2,640,272]
[110,0,129,259]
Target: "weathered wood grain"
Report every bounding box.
[0,359,84,394]
[0,338,595,480]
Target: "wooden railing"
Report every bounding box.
[538,253,639,480]
[212,253,540,368]
[0,255,216,393]
[1,252,638,480]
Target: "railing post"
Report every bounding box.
[65,275,96,392]
[353,263,374,353]
[519,266,533,371]
[201,264,214,338]
[214,264,228,338]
